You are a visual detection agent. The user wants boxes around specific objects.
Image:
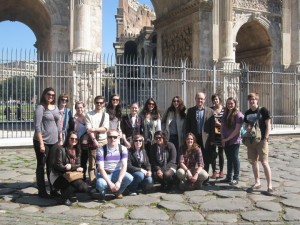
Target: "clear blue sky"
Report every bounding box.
[0,0,153,55]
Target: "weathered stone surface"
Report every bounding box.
[63,208,99,216]
[16,196,57,207]
[241,211,280,222]
[200,198,252,211]
[161,194,185,202]
[215,190,247,198]
[206,213,238,223]
[158,201,193,211]
[129,206,169,220]
[0,188,15,195]
[43,205,70,214]
[78,201,102,209]
[19,187,38,195]
[111,195,160,206]
[256,201,282,212]
[102,207,128,219]
[20,206,40,213]
[174,211,204,221]
[283,208,300,221]
[0,202,20,210]
[184,190,211,198]
[281,198,300,208]
[248,194,276,202]
[187,195,216,204]
[0,171,21,180]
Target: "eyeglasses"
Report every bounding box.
[46,93,55,97]
[155,136,162,140]
[96,101,104,105]
[70,137,78,141]
[173,100,179,103]
[61,98,68,102]
[108,136,118,139]
[133,139,143,143]
[112,98,119,102]
[148,103,155,106]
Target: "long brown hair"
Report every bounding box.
[131,134,145,149]
[182,133,199,155]
[224,97,239,128]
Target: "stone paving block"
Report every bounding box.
[283,207,300,221]
[205,213,237,223]
[111,195,160,206]
[0,171,21,180]
[248,193,276,202]
[16,196,57,206]
[20,206,40,213]
[200,198,252,211]
[0,188,15,195]
[255,201,282,212]
[215,190,247,198]
[102,207,128,219]
[184,190,210,198]
[187,195,216,204]
[63,208,99,216]
[4,182,32,189]
[281,198,300,208]
[129,206,169,221]
[158,200,193,211]
[161,194,185,202]
[43,205,71,214]
[0,202,20,210]
[241,211,280,222]
[19,187,38,195]
[174,211,204,222]
[78,201,103,209]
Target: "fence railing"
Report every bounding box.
[1,50,300,139]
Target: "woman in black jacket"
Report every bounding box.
[150,131,177,192]
[127,134,153,195]
[50,131,89,206]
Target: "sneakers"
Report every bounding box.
[230,180,238,185]
[114,193,123,199]
[64,198,72,206]
[219,171,224,178]
[129,192,137,196]
[211,171,217,179]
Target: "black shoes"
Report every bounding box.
[64,198,72,206]
[38,192,51,199]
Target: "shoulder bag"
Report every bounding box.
[242,109,262,146]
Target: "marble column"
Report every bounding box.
[282,0,291,66]
[294,0,300,66]
[220,0,234,62]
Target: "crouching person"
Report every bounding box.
[127,135,153,195]
[96,130,133,200]
[177,133,209,191]
[50,131,89,206]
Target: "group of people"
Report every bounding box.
[33,87,273,206]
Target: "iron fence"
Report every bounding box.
[0,49,299,139]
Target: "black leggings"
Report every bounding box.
[212,145,224,172]
[53,176,89,198]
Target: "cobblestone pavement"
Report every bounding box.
[0,136,300,225]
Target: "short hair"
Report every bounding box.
[248,92,259,100]
[75,100,85,109]
[94,95,105,104]
[58,93,69,105]
[211,93,222,103]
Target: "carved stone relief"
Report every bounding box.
[161,25,192,60]
[233,0,282,14]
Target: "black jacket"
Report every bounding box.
[127,148,151,173]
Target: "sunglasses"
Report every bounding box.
[133,139,143,143]
[108,136,118,139]
[148,103,155,106]
[155,136,162,140]
[173,100,179,103]
[96,101,104,105]
[70,137,78,141]
[112,98,119,102]
[61,98,68,102]
[46,93,55,97]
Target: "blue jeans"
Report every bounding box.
[127,171,153,192]
[96,170,133,194]
[224,144,240,180]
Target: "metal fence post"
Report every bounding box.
[181,59,187,104]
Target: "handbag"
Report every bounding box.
[64,171,83,182]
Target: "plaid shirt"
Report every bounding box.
[179,147,204,169]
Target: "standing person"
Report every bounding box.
[127,134,153,195]
[121,102,144,148]
[150,131,177,192]
[210,94,225,178]
[16,103,22,120]
[4,105,11,120]
[161,96,186,155]
[185,92,215,182]
[141,97,161,159]
[73,101,88,180]
[177,133,209,191]
[244,92,272,193]
[33,87,62,198]
[85,96,109,185]
[106,94,123,137]
[50,131,89,206]
[220,97,243,185]
[95,130,133,200]
[57,94,74,143]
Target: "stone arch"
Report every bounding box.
[233,13,281,66]
[0,0,68,52]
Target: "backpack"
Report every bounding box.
[102,144,123,160]
[242,109,262,146]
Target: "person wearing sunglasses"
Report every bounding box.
[95,130,133,200]
[57,93,74,144]
[141,98,161,160]
[50,131,89,206]
[33,87,62,198]
[150,131,177,192]
[106,94,123,141]
[161,96,186,158]
[127,135,153,195]
[85,96,109,185]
